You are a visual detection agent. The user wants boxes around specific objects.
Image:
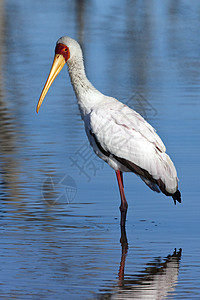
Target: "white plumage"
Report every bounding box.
[88,104,177,193]
[37,36,181,226]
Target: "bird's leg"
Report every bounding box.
[116,170,128,227]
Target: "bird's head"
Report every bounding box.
[36,36,81,113]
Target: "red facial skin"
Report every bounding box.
[55,43,70,62]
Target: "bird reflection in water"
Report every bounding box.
[98,228,182,300]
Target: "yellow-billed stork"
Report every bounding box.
[37,36,181,227]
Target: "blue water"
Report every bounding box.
[0,0,200,299]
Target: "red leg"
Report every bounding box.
[116,170,128,227]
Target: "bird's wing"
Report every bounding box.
[88,101,178,194]
[89,101,166,155]
[113,103,166,152]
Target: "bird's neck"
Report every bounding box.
[67,57,103,116]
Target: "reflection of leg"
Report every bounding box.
[118,226,128,284]
[120,224,128,245]
[116,170,128,227]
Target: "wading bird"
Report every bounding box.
[37,36,181,227]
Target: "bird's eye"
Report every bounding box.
[64,48,68,52]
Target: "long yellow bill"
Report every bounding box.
[36,54,66,113]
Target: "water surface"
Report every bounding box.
[0,1,200,299]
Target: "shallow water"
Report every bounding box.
[0,0,200,299]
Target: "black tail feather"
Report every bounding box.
[172,190,181,205]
